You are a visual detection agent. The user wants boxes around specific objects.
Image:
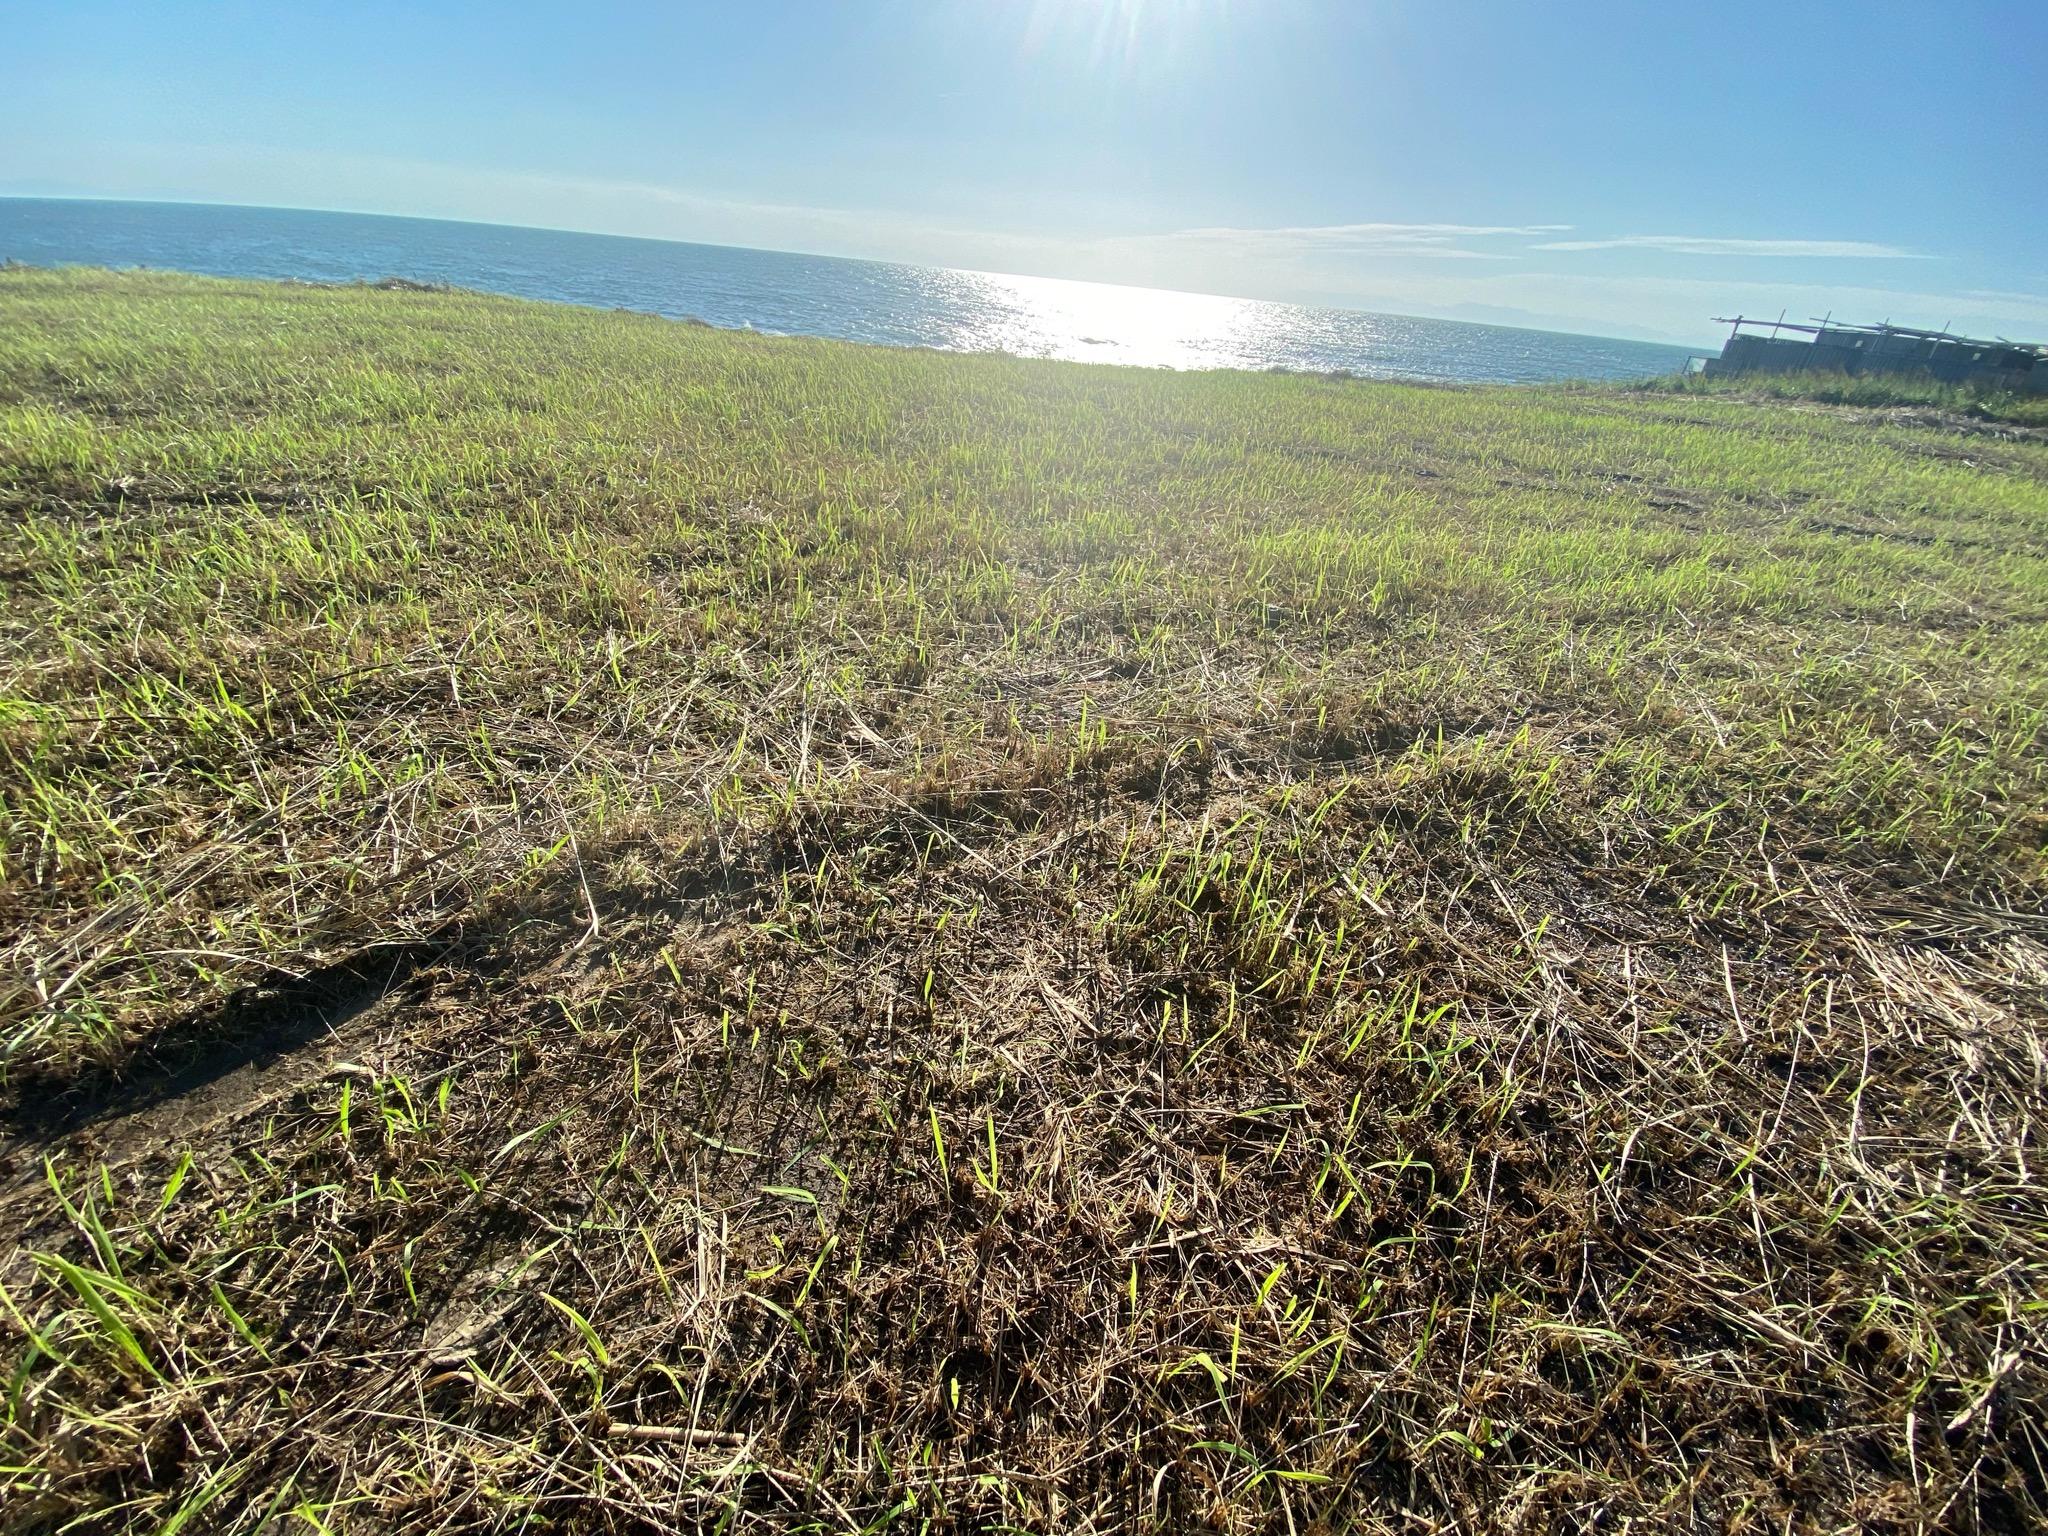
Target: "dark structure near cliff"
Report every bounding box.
[1702,316,2048,392]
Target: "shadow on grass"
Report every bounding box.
[0,939,450,1146]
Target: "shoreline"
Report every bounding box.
[3,258,1694,389]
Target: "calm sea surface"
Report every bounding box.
[2,199,1701,385]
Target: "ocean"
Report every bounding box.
[0,198,1702,385]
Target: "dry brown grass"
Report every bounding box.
[1,269,2044,1533]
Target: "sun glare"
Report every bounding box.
[946,269,1255,369]
[1019,0,1222,71]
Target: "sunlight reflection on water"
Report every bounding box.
[890,266,1682,381]
[916,268,1289,370]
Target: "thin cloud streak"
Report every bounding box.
[1171,221,1571,242]
[1958,287,2048,307]
[1534,235,1925,259]
[1162,221,1565,257]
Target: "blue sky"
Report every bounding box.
[4,0,2045,345]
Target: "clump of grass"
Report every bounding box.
[0,267,2043,1534]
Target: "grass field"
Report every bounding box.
[2,266,2045,1533]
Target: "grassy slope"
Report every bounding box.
[1,267,2044,1532]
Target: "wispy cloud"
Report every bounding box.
[1159,221,1570,261]
[1958,287,2048,307]
[1173,221,1572,242]
[1533,235,1925,259]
